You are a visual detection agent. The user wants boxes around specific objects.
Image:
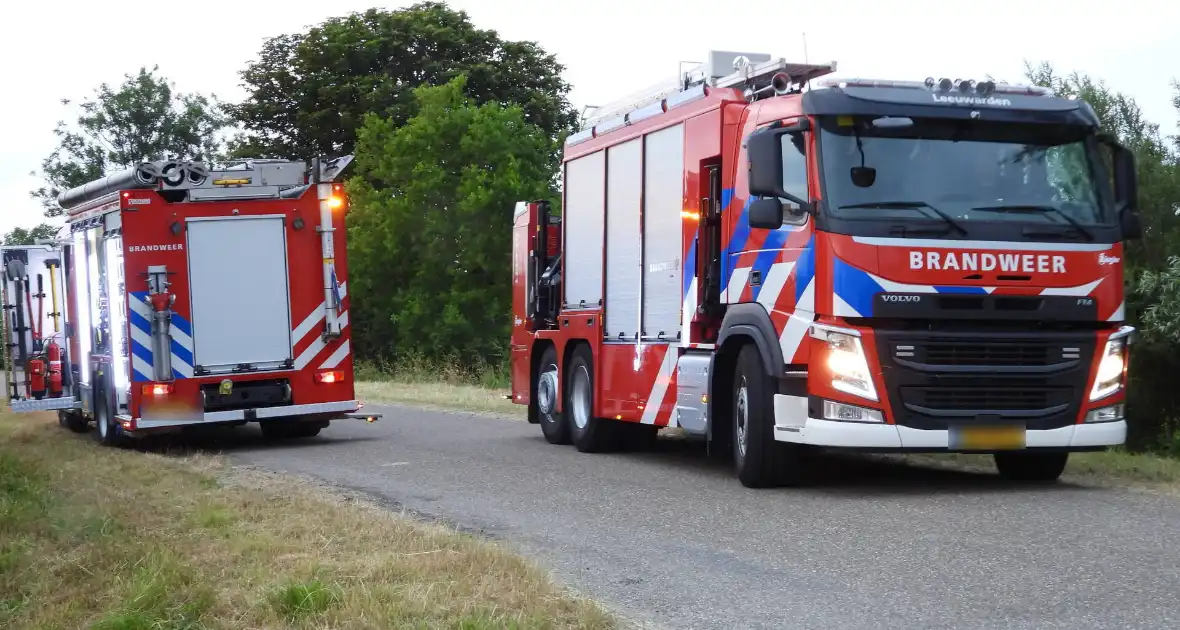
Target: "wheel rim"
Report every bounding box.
[735,376,749,458]
[571,364,591,430]
[537,363,559,421]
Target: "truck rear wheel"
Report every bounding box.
[566,345,616,453]
[732,344,802,488]
[59,410,89,433]
[535,346,569,445]
[993,451,1068,483]
[93,391,124,448]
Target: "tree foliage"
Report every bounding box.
[1,224,60,247]
[30,66,229,218]
[346,75,557,365]
[227,1,577,162]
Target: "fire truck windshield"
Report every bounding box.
[813,116,1116,235]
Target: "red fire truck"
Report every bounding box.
[3,155,379,446]
[510,50,1141,487]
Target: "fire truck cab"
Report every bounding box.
[510,51,1141,487]
[3,155,379,445]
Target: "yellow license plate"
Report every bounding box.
[950,424,1026,450]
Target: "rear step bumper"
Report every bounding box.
[134,400,380,429]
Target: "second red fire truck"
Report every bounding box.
[510,50,1141,487]
[3,154,379,446]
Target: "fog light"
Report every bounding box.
[823,400,884,423]
[1084,404,1124,424]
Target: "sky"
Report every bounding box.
[2,0,1177,235]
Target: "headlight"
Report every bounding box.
[811,324,878,402]
[1089,327,1132,401]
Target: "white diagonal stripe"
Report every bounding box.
[319,340,351,370]
[128,294,193,351]
[292,281,349,347]
[724,266,751,303]
[1040,278,1103,296]
[1108,300,1125,321]
[132,355,153,379]
[130,325,153,353]
[295,310,350,370]
[640,347,678,425]
[756,261,795,309]
[832,294,862,317]
[171,327,193,352]
[779,280,815,364]
[128,298,150,322]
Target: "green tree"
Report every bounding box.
[1,224,60,246]
[31,65,229,218]
[347,75,557,365]
[227,1,577,162]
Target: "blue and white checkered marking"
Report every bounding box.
[128,291,195,382]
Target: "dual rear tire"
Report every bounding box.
[533,344,657,453]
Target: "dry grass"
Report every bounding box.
[357,380,522,417]
[0,411,614,629]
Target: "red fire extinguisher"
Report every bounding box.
[28,357,47,400]
[46,340,63,398]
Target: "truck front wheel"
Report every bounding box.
[731,344,802,488]
[993,451,1068,483]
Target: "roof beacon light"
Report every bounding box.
[821,76,1054,98]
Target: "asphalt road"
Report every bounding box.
[202,404,1180,630]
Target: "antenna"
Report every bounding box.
[802,33,812,90]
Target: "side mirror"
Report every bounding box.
[1121,207,1142,240]
[748,198,785,230]
[746,121,812,212]
[747,128,788,199]
[1098,133,1141,240]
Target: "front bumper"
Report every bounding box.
[772,395,1125,451]
[134,399,373,430]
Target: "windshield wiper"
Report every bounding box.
[970,204,1093,241]
[837,200,967,235]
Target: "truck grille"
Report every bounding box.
[875,331,1095,430]
[916,342,1053,367]
[899,384,1069,411]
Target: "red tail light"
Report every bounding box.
[143,383,173,396]
[315,370,344,384]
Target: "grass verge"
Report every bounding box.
[356,377,1180,489]
[0,411,614,629]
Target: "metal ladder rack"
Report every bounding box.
[569,50,837,148]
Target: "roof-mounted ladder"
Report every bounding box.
[568,50,837,148]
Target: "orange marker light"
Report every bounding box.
[143,383,173,396]
[315,370,345,384]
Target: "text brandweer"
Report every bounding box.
[128,244,184,252]
[910,251,1067,273]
